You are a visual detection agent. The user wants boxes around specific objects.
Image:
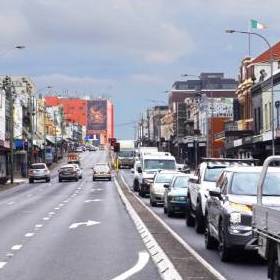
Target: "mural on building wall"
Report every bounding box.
[87,100,107,131]
[207,98,233,117]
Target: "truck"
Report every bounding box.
[117,140,135,169]
[253,156,280,280]
[67,152,80,165]
[135,152,176,197]
[186,158,257,233]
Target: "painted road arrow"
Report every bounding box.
[69,220,100,229]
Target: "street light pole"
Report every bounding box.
[226,29,275,155]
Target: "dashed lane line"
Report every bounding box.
[11,245,23,251]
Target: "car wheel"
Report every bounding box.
[164,205,167,214]
[205,215,217,250]
[271,252,280,280]
[59,178,62,183]
[167,207,173,217]
[80,176,82,179]
[108,177,112,181]
[186,198,195,227]
[133,181,139,192]
[92,177,95,181]
[195,202,205,233]
[29,179,33,184]
[150,197,156,207]
[75,177,79,182]
[218,221,232,262]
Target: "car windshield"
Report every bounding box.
[173,176,189,188]
[144,159,176,170]
[119,151,134,157]
[155,173,176,183]
[95,165,109,172]
[31,164,45,169]
[230,172,280,196]
[204,167,225,182]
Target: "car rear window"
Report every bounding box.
[155,173,176,183]
[61,167,74,172]
[95,165,109,172]
[31,164,46,169]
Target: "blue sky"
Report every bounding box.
[0,0,279,138]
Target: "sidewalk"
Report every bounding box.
[0,157,67,191]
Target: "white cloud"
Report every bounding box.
[33,73,114,94]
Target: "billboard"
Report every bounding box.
[87,100,107,131]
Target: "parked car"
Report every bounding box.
[163,174,190,217]
[28,163,50,183]
[89,145,97,151]
[187,158,257,233]
[204,166,280,262]
[93,163,111,181]
[131,160,141,191]
[58,164,79,182]
[150,170,181,206]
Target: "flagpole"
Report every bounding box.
[248,20,251,56]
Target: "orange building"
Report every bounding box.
[45,96,114,144]
[44,96,87,126]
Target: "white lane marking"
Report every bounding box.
[48,212,55,215]
[7,201,15,205]
[111,251,149,280]
[63,200,69,203]
[54,207,60,210]
[25,233,34,237]
[35,224,43,228]
[84,199,102,203]
[69,220,100,229]
[59,203,64,207]
[11,244,23,251]
[0,262,7,269]
[43,217,50,221]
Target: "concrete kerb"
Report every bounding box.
[119,174,227,280]
[114,178,183,280]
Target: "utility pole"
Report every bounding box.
[3,76,14,184]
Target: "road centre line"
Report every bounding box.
[25,233,34,237]
[11,245,23,251]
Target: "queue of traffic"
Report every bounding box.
[124,146,280,280]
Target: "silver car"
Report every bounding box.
[150,170,181,206]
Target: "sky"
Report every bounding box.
[0,0,280,138]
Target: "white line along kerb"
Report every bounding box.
[114,178,182,280]
[111,251,149,280]
[0,262,7,269]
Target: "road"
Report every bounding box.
[0,151,161,280]
[121,169,267,280]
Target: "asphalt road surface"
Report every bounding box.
[0,151,161,280]
[121,169,267,280]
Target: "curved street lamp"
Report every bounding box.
[226,29,275,155]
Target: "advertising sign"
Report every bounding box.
[87,100,107,131]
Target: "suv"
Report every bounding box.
[131,160,141,191]
[135,153,177,197]
[186,158,256,233]
[28,163,50,183]
[205,166,280,261]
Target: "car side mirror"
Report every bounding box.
[131,168,135,174]
[164,184,170,189]
[189,175,199,184]
[137,167,142,173]
[209,188,221,198]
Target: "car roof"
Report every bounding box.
[95,163,108,165]
[142,154,175,160]
[61,164,76,168]
[156,170,181,175]
[223,166,280,173]
[31,163,46,168]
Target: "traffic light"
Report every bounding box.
[113,142,120,153]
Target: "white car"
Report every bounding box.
[150,170,181,206]
[131,160,141,191]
